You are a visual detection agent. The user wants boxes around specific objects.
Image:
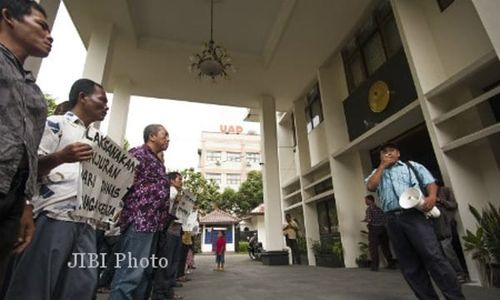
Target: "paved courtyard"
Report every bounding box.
[98,253,500,300]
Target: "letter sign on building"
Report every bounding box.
[220,125,243,134]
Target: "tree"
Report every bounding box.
[220,187,239,212]
[45,94,58,116]
[180,168,221,213]
[236,170,263,215]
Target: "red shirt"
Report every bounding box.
[216,236,226,254]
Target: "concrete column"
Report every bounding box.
[292,99,311,172]
[106,78,131,145]
[25,0,61,77]
[472,0,500,57]
[82,22,114,84]
[292,98,318,264]
[317,55,368,268]
[259,95,284,251]
[317,58,350,154]
[277,117,297,183]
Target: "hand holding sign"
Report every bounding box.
[59,142,94,163]
[71,130,138,230]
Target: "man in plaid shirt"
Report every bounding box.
[364,195,396,271]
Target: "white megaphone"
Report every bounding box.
[399,187,440,218]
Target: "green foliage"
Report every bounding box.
[297,236,308,254]
[181,168,221,213]
[332,241,344,258]
[464,203,500,263]
[463,203,500,285]
[178,169,263,216]
[463,228,490,264]
[357,230,369,260]
[236,171,263,215]
[45,94,58,116]
[238,241,249,253]
[357,242,369,260]
[220,187,238,212]
[311,239,344,259]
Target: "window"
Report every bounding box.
[342,0,403,93]
[316,199,338,236]
[205,173,221,185]
[227,152,241,162]
[246,152,260,163]
[305,83,324,132]
[226,174,241,185]
[206,151,221,162]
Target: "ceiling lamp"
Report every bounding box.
[189,0,234,80]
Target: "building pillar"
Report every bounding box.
[82,21,114,84]
[106,78,131,145]
[259,95,284,253]
[25,0,61,77]
[318,57,366,268]
[292,99,318,265]
[472,0,500,57]
[293,99,311,173]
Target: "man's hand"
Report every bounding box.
[59,142,93,163]
[421,195,437,212]
[13,205,35,254]
[379,152,397,168]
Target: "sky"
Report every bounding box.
[36,3,260,171]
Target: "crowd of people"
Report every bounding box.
[0,1,478,300]
[0,1,207,299]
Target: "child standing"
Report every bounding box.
[215,231,226,271]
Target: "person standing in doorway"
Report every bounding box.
[433,182,468,283]
[283,213,301,264]
[365,142,464,300]
[363,195,396,271]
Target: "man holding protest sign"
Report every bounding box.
[5,79,110,300]
[109,124,171,300]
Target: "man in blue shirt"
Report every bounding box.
[365,143,464,300]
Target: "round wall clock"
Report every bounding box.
[368,81,390,112]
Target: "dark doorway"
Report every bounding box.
[369,123,442,182]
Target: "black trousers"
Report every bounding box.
[386,209,465,300]
[368,224,394,270]
[286,238,301,264]
[176,243,190,278]
[0,167,28,287]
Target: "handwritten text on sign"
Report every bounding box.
[176,190,196,225]
[72,130,138,229]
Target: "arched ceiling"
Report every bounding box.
[64,0,375,111]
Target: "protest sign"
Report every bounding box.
[71,129,138,229]
[175,190,196,225]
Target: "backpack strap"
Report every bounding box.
[404,161,428,196]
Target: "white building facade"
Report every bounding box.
[198,127,261,191]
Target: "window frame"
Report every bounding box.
[226,173,241,185]
[206,151,222,162]
[226,152,242,162]
[305,83,324,132]
[342,2,402,93]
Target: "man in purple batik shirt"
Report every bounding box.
[109,124,170,300]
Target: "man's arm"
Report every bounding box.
[366,152,395,191]
[38,142,93,176]
[422,182,438,212]
[438,187,457,210]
